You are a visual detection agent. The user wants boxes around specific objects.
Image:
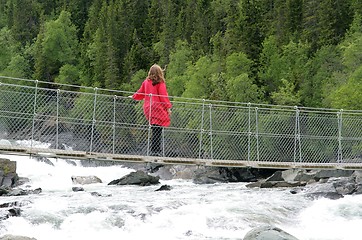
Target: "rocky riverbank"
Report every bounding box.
[1,156,362,240]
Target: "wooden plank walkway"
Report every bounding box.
[1,144,361,170]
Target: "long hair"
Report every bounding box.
[148,64,165,86]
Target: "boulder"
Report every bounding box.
[314,169,354,179]
[72,187,84,192]
[71,176,102,185]
[193,167,259,184]
[243,226,300,240]
[0,235,37,240]
[108,170,160,186]
[0,159,18,188]
[155,184,172,191]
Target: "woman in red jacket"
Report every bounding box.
[132,64,172,156]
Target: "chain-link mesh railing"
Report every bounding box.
[1,76,362,167]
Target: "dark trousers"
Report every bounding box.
[151,125,163,155]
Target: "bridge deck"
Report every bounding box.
[1,145,361,170]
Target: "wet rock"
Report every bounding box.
[72,187,84,192]
[108,170,160,186]
[65,159,77,166]
[155,185,172,191]
[332,177,356,195]
[0,159,18,188]
[90,192,101,196]
[246,180,306,189]
[71,175,102,185]
[32,155,54,166]
[90,192,112,197]
[0,235,37,240]
[7,208,21,217]
[13,177,31,187]
[314,169,354,179]
[243,225,300,240]
[1,188,42,197]
[304,191,344,200]
[193,167,259,184]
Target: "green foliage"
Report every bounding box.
[33,10,79,82]
[182,55,217,99]
[167,40,193,97]
[121,69,147,92]
[55,64,80,86]
[0,27,16,72]
[328,66,362,110]
[1,54,31,78]
[271,79,301,106]
[301,45,342,107]
[0,0,360,112]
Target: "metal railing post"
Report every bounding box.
[113,95,116,154]
[338,109,343,163]
[294,106,301,163]
[198,99,205,159]
[255,107,259,161]
[30,80,38,150]
[90,87,98,153]
[209,103,213,160]
[56,89,60,150]
[147,94,153,156]
[248,103,251,162]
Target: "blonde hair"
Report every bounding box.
[148,64,165,86]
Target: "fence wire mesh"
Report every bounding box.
[1,76,362,167]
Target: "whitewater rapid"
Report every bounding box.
[1,154,362,240]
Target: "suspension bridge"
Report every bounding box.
[0,76,362,170]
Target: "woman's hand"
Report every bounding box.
[167,108,172,115]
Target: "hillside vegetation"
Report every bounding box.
[1,0,362,109]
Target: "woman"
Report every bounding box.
[132,64,172,156]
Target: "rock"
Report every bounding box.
[304,192,344,200]
[0,158,16,174]
[314,170,354,179]
[1,188,42,197]
[243,226,300,240]
[193,167,259,184]
[155,185,172,191]
[247,180,306,189]
[72,187,84,192]
[90,192,112,197]
[13,177,30,187]
[7,208,21,217]
[0,201,19,208]
[0,235,37,240]
[32,155,54,166]
[65,160,77,166]
[266,171,284,181]
[71,176,102,185]
[0,159,18,188]
[108,170,160,186]
[332,177,356,195]
[90,192,102,196]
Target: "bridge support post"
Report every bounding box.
[30,80,38,150]
[337,110,343,163]
[294,106,301,163]
[90,87,98,153]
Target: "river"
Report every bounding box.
[1,154,362,240]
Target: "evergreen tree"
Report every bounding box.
[302,0,352,52]
[167,40,193,97]
[33,10,79,82]
[182,55,217,99]
[225,52,263,103]
[5,0,41,45]
[301,45,341,107]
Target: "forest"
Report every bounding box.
[0,0,362,110]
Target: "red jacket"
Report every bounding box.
[132,79,172,127]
